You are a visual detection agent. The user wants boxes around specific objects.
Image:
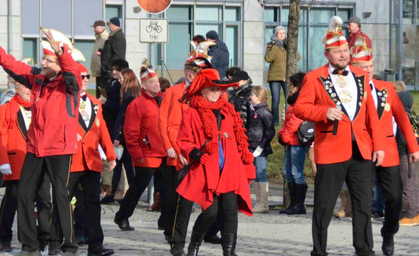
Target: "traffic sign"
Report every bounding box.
[139,19,168,43]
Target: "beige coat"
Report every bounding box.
[90,29,109,77]
[265,42,287,82]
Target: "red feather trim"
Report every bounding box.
[189,95,253,164]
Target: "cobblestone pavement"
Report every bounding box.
[1,184,418,256]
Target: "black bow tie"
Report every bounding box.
[24,107,31,111]
[332,69,349,76]
[81,94,87,101]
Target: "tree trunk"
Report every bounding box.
[282,0,301,208]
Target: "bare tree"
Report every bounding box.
[286,0,301,93]
[282,0,301,207]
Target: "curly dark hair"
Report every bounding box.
[289,72,306,89]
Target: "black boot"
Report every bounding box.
[287,183,308,215]
[187,231,205,256]
[231,233,238,256]
[279,182,296,214]
[222,233,235,256]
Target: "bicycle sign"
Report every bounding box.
[140,19,168,43]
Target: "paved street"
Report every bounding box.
[1,184,418,256]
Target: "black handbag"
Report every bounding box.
[297,121,314,145]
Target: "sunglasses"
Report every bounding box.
[81,75,91,80]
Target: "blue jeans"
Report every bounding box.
[283,145,310,185]
[372,171,385,213]
[269,81,286,124]
[254,156,268,182]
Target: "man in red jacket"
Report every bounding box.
[0,81,52,253]
[0,30,80,256]
[294,16,385,256]
[114,66,168,231]
[351,43,419,255]
[49,63,117,256]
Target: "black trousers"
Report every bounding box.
[74,188,87,238]
[192,192,238,236]
[311,145,374,256]
[170,176,220,251]
[17,153,77,253]
[36,173,52,246]
[111,149,134,194]
[373,165,403,237]
[50,170,104,250]
[157,165,178,235]
[115,159,167,221]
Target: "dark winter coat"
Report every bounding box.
[208,40,230,79]
[102,79,121,136]
[101,28,126,79]
[112,91,135,144]
[246,103,275,156]
[228,80,252,127]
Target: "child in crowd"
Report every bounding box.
[247,86,275,213]
[278,72,310,215]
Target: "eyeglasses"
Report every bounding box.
[81,75,91,80]
[41,57,57,64]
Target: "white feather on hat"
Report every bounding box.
[40,28,73,50]
[71,48,86,62]
[21,57,34,66]
[321,16,344,44]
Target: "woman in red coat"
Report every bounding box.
[176,68,255,256]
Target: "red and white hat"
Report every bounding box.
[350,35,373,63]
[139,58,157,83]
[40,28,73,58]
[322,16,348,49]
[185,41,214,69]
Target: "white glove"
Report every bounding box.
[0,163,12,175]
[114,145,124,160]
[253,146,263,157]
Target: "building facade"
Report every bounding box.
[0,0,417,89]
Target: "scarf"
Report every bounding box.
[287,90,300,105]
[189,95,254,164]
[5,95,32,129]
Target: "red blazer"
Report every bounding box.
[124,90,167,167]
[294,64,385,164]
[0,97,29,180]
[71,94,116,172]
[158,82,187,167]
[372,79,419,167]
[0,46,81,157]
[177,106,255,216]
[277,104,304,145]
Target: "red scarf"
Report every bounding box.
[5,95,31,129]
[189,95,254,165]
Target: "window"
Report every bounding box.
[43,0,72,36]
[403,0,414,24]
[106,5,123,30]
[75,0,102,38]
[22,0,40,36]
[263,4,354,73]
[23,38,38,64]
[74,40,95,68]
[22,1,110,68]
[163,4,241,70]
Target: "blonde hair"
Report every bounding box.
[251,86,268,104]
[393,81,406,92]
